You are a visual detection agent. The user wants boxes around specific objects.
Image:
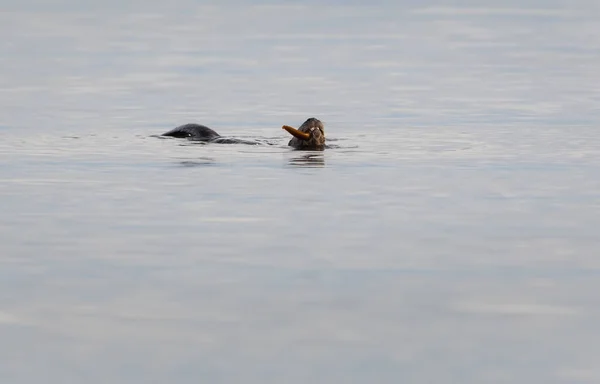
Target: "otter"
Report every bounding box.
[282,117,326,151]
[162,117,326,150]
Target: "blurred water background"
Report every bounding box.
[1,0,600,383]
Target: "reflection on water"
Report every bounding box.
[1,1,600,383]
[288,152,325,167]
[178,158,216,167]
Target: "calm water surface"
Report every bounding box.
[1,1,600,383]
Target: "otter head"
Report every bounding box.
[282,117,325,151]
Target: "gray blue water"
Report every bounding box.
[1,1,600,383]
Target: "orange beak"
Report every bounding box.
[282,125,310,141]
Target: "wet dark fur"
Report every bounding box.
[162,123,221,141]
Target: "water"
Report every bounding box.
[1,1,600,383]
